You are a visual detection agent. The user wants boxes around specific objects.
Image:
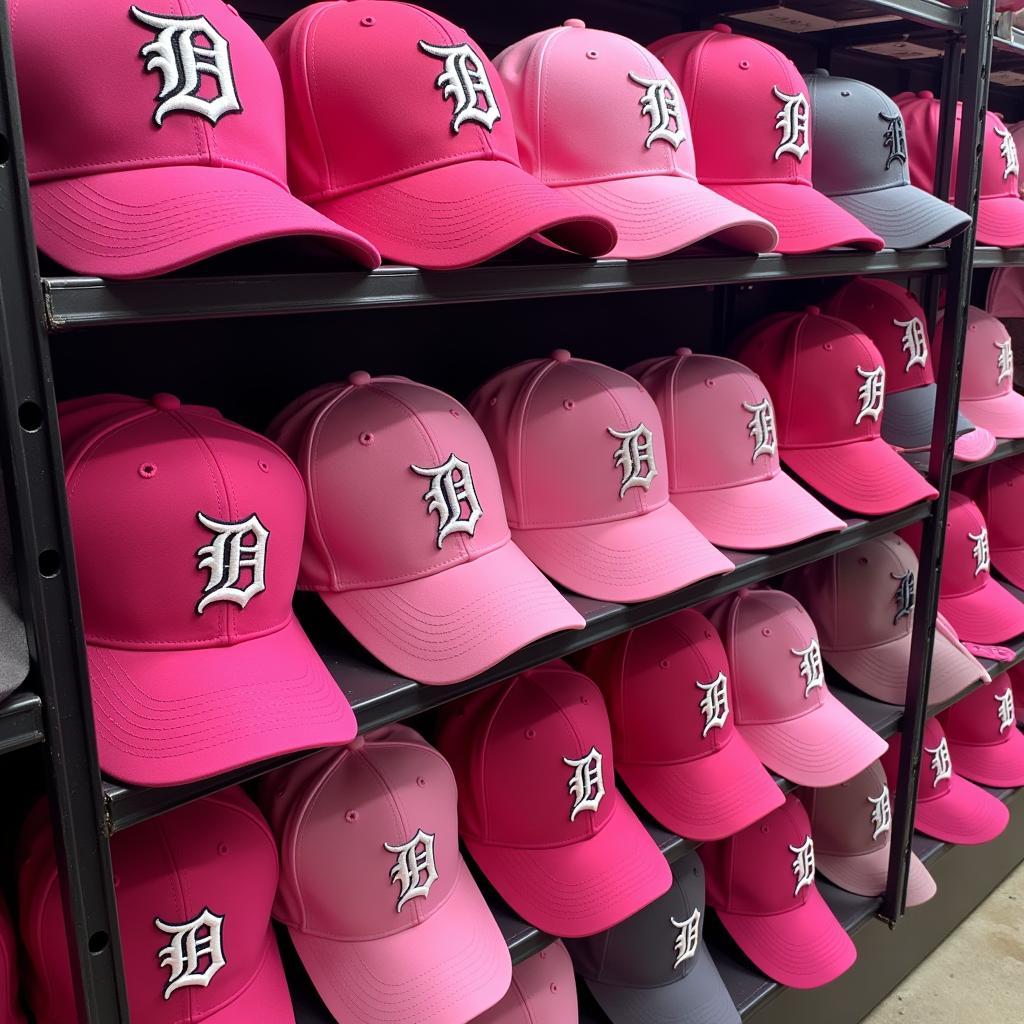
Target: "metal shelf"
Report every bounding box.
[0,690,44,755]
[972,247,1024,268]
[953,437,1024,475]
[707,0,960,32]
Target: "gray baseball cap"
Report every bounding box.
[566,851,739,1024]
[0,476,28,701]
[805,70,971,249]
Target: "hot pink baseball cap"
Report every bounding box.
[437,662,672,937]
[471,942,576,1024]
[940,682,1024,787]
[709,588,888,786]
[259,724,511,1024]
[469,351,734,602]
[736,308,939,515]
[960,454,1024,589]
[0,896,23,1024]
[493,21,778,259]
[20,788,295,1024]
[57,394,356,787]
[649,27,883,255]
[269,375,585,685]
[700,793,856,989]
[576,609,785,841]
[628,349,844,550]
[9,0,380,279]
[266,1,617,270]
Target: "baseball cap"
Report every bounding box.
[786,534,988,707]
[266,1,617,270]
[493,22,778,259]
[57,394,356,786]
[566,851,740,1024]
[20,788,295,1024]
[471,942,576,1024]
[259,725,512,1024]
[576,609,785,841]
[269,375,585,685]
[0,896,23,1024]
[939,682,1024,787]
[0,477,29,701]
[436,662,672,937]
[10,0,380,279]
[628,349,845,550]
[649,27,883,254]
[798,762,936,906]
[960,454,1024,589]
[736,307,939,515]
[709,588,888,785]
[881,719,1009,845]
[700,793,856,989]
[469,351,734,603]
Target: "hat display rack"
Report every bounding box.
[0,1,1021,1023]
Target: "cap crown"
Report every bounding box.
[957,306,1015,401]
[802,762,892,858]
[883,719,953,804]
[941,680,1017,749]
[941,493,993,599]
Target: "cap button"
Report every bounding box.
[918,90,934,99]
[348,370,372,387]
[676,347,692,358]
[551,349,572,363]
[563,17,586,28]
[812,67,830,76]
[712,22,733,33]
[150,393,181,411]
[348,735,366,752]
[806,305,821,315]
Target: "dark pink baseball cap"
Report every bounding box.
[736,308,939,515]
[576,609,785,841]
[700,793,856,989]
[57,394,356,787]
[939,682,1024,787]
[469,351,734,603]
[472,942,577,1024]
[437,662,672,937]
[269,375,584,685]
[266,1,617,270]
[650,27,883,255]
[20,789,295,1024]
[0,895,23,1024]
[493,22,778,259]
[628,349,844,550]
[960,454,1024,589]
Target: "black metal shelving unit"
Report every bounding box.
[0,690,43,755]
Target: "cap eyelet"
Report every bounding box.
[761,824,770,834]
[580,695,589,704]
[660,658,670,670]
[416,776,427,788]
[489,397,498,407]
[345,810,359,823]
[739,59,750,69]
[762,627,772,637]
[704,630,713,639]
[525,728,537,740]
[257,459,270,473]
[705,378,716,388]
[450,408,461,418]
[138,462,157,479]
[586,49,599,60]
[359,432,374,446]
[218,843,229,856]
[823,342,833,351]
[841,90,851,97]
[550,984,559,994]
[360,15,376,26]
[563,399,575,411]
[859,556,869,565]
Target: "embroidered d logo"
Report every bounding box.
[628,72,686,150]
[155,908,225,1000]
[419,40,501,133]
[195,512,268,614]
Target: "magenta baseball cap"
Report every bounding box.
[709,588,887,785]
[469,351,734,602]
[0,896,23,1024]
[10,0,380,279]
[472,942,577,1024]
[20,789,295,1024]
[940,682,1024,788]
[628,349,844,550]
[266,1,616,270]
[576,608,785,841]
[700,793,856,989]
[736,308,939,515]
[437,662,672,937]
[961,454,1024,589]
[882,720,1009,845]
[493,21,778,259]
[650,27,883,255]
[260,725,512,1024]
[57,394,355,787]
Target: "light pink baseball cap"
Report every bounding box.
[0,896,23,1024]
[471,942,576,1024]
[700,793,856,989]
[437,662,672,937]
[940,682,1024,788]
[649,27,883,255]
[628,349,844,550]
[492,21,778,259]
[576,609,785,841]
[19,788,295,1024]
[736,308,939,515]
[57,394,356,787]
[269,375,585,685]
[469,351,734,602]
[266,1,617,270]
[709,588,887,786]
[959,454,1024,589]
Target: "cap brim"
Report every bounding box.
[976,195,1024,248]
[882,384,974,450]
[321,540,585,686]
[199,929,296,1024]
[914,773,1010,844]
[902,424,998,471]
[712,181,884,254]
[993,547,1024,589]
[827,184,972,250]
[314,158,616,270]
[959,390,1024,439]
[512,502,734,603]
[940,577,1024,645]
[31,165,381,279]
[87,616,356,786]
[816,847,935,907]
[290,858,512,1024]
[946,728,1024,787]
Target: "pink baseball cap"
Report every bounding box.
[940,682,1024,787]
[708,588,888,785]
[471,942,576,1024]
[57,394,356,787]
[628,349,844,550]
[20,788,295,1024]
[576,609,785,841]
[266,1,617,270]
[259,724,511,1024]
[469,351,734,603]
[492,21,778,259]
[960,454,1024,589]
[649,27,883,255]
[436,662,672,937]
[700,793,856,989]
[736,308,939,515]
[882,719,1009,845]
[0,896,23,1024]
[10,0,380,279]
[269,375,585,685]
